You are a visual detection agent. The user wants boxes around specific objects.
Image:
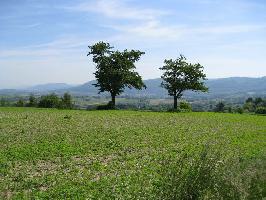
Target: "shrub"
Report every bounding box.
[214,102,225,112]
[243,102,255,112]
[255,107,266,114]
[96,101,115,110]
[61,93,73,109]
[0,98,8,107]
[235,107,244,114]
[16,99,25,107]
[179,101,192,112]
[27,94,37,107]
[38,93,60,108]
[167,108,181,113]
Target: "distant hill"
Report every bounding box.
[26,83,74,92]
[206,77,266,94]
[1,77,266,99]
[67,77,266,98]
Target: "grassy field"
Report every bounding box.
[0,107,265,199]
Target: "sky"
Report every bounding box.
[0,0,266,89]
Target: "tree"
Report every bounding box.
[246,97,253,103]
[61,93,73,109]
[243,102,255,112]
[88,42,146,108]
[28,94,37,107]
[16,98,25,107]
[214,102,225,112]
[0,98,7,107]
[160,54,208,109]
[38,93,60,108]
[254,97,263,106]
[235,106,244,114]
[255,107,266,114]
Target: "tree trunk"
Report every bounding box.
[111,94,116,109]
[174,95,178,110]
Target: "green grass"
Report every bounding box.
[0,107,265,199]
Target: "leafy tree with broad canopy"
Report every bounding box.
[88,42,146,108]
[160,54,208,109]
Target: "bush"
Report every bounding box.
[60,93,73,109]
[96,101,115,110]
[235,107,244,114]
[179,101,192,111]
[243,102,255,112]
[167,108,181,113]
[16,99,25,107]
[38,94,60,108]
[214,102,225,112]
[27,94,37,107]
[0,98,8,107]
[255,107,266,114]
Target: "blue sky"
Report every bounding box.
[0,0,266,88]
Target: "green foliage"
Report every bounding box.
[27,94,37,107]
[254,97,263,106]
[179,101,192,111]
[160,54,208,109]
[246,97,253,103]
[38,93,73,109]
[255,107,266,114]
[214,102,225,112]
[167,107,181,112]
[0,98,8,107]
[60,93,73,109]
[38,93,60,108]
[88,41,146,107]
[15,98,25,107]
[227,106,233,113]
[96,101,115,110]
[243,97,266,114]
[235,107,244,114]
[243,102,255,112]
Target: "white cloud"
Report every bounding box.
[66,0,266,43]
[107,22,266,44]
[0,36,92,58]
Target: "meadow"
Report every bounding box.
[0,107,265,199]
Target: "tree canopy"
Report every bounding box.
[88,41,146,108]
[160,54,208,109]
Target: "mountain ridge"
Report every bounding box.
[0,77,265,99]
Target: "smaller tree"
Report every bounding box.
[214,102,225,112]
[16,98,25,107]
[28,94,37,107]
[160,54,208,109]
[243,102,255,112]
[254,97,263,106]
[255,107,266,114]
[0,98,7,107]
[246,97,253,103]
[61,93,73,109]
[38,93,60,108]
[235,106,244,114]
